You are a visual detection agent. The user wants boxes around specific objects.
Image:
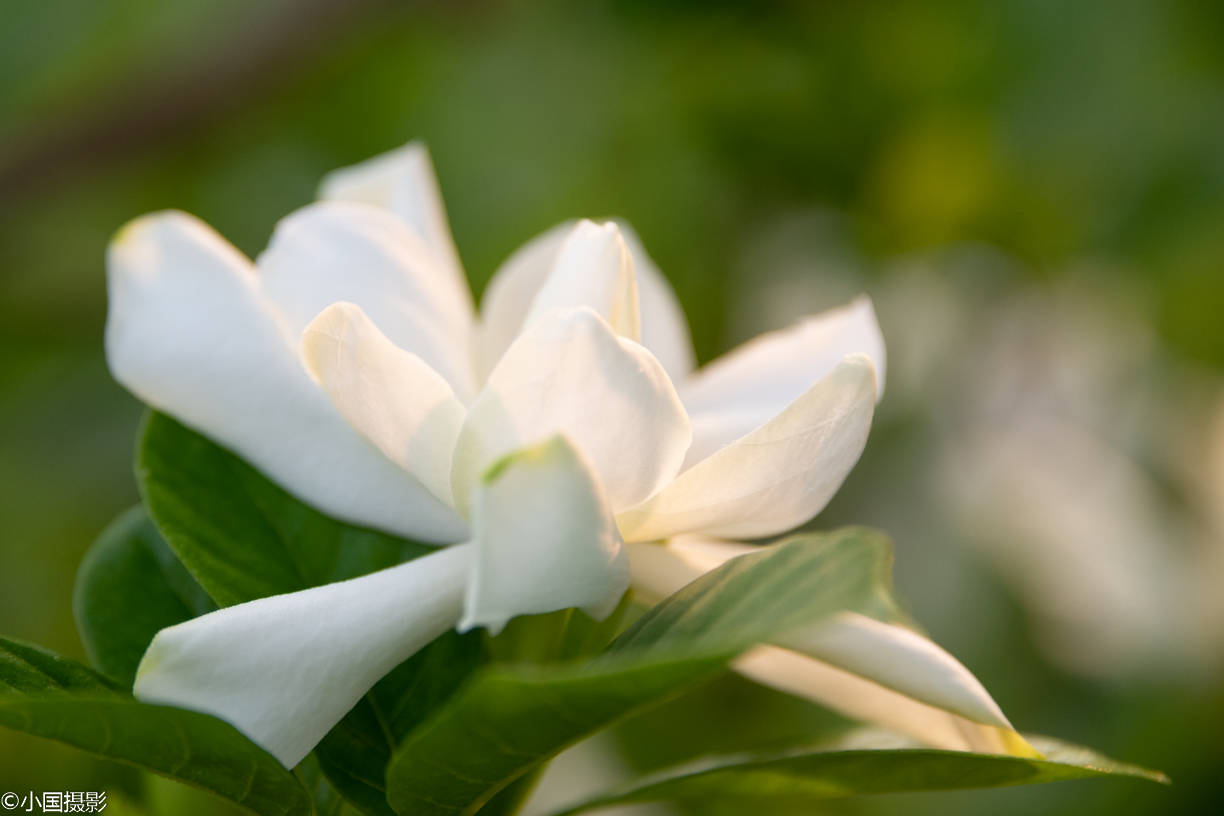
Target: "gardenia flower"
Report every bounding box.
[107,143,1032,768]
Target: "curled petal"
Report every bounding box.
[525,220,640,341]
[626,537,1035,757]
[617,355,876,542]
[681,297,885,464]
[106,212,466,543]
[302,303,466,508]
[734,646,1036,755]
[452,308,691,517]
[764,616,1026,745]
[462,436,629,634]
[478,220,694,382]
[135,545,471,768]
[317,141,471,318]
[259,201,476,400]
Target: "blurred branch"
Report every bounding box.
[0,0,393,210]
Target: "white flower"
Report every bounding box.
[107,143,1030,767]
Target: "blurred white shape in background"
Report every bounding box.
[927,278,1185,678]
[727,212,1224,681]
[939,408,1181,675]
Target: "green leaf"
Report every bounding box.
[137,411,433,607]
[0,638,120,695]
[543,734,1169,815]
[296,754,365,816]
[0,699,314,816]
[609,526,897,657]
[474,768,545,816]
[0,639,311,816]
[315,631,488,816]
[384,528,892,816]
[487,600,634,666]
[73,505,216,688]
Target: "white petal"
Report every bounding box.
[478,219,694,382]
[624,536,757,597]
[734,646,1036,755]
[301,303,465,508]
[462,436,629,634]
[317,141,471,317]
[617,355,876,542]
[767,615,1016,733]
[452,307,691,517]
[258,201,476,400]
[616,221,696,382]
[106,212,467,543]
[134,544,471,768]
[524,220,640,341]
[626,537,1035,757]
[680,297,885,464]
[477,222,574,380]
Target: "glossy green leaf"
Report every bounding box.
[545,733,1169,815]
[0,639,311,816]
[385,528,892,816]
[136,411,434,607]
[73,505,215,688]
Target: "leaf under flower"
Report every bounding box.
[542,732,1168,815]
[0,639,310,816]
[385,527,892,816]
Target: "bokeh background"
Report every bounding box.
[1,0,1221,813]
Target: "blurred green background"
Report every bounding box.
[1,0,1222,813]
